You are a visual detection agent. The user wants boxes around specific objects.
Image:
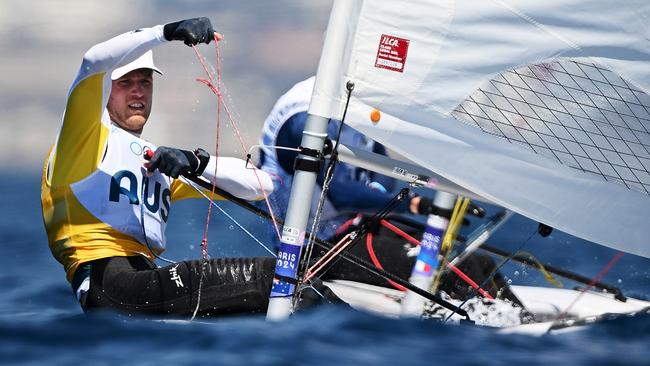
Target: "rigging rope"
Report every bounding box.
[184,177,277,256]
[514,251,564,288]
[301,189,409,284]
[181,173,469,317]
[375,216,493,298]
[191,41,282,242]
[192,39,222,261]
[139,180,177,265]
[293,82,356,308]
[303,232,355,282]
[443,226,539,323]
[365,232,407,291]
[431,196,470,293]
[175,54,476,316]
[442,197,470,255]
[189,37,223,320]
[187,36,284,318]
[551,251,624,326]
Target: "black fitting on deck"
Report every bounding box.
[273,274,298,285]
[416,196,455,219]
[322,139,334,157]
[538,223,553,237]
[294,146,325,173]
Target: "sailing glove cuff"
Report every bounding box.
[163,17,215,46]
[146,146,210,178]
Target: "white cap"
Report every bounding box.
[111,50,163,80]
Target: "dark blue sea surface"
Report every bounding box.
[2,174,649,365]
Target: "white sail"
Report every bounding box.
[309,0,650,258]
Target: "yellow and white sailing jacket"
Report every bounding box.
[41,24,272,282]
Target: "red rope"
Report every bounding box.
[335,214,363,236]
[556,251,624,320]
[376,218,493,299]
[191,37,282,242]
[192,36,223,259]
[380,219,420,246]
[447,263,494,300]
[366,233,407,291]
[305,233,354,282]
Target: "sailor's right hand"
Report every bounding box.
[163,17,220,46]
[144,146,204,179]
[409,195,423,215]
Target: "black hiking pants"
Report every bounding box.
[76,256,276,317]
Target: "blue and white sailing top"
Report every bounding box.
[259,77,406,247]
[41,24,272,282]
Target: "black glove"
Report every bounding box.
[416,196,434,215]
[163,17,215,46]
[146,147,210,178]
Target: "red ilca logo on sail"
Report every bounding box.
[375,34,410,72]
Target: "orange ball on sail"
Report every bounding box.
[370,109,381,124]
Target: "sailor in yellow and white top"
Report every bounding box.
[41,18,278,317]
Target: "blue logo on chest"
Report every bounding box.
[109,170,171,222]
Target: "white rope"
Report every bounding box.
[180,177,277,257]
[248,144,301,155]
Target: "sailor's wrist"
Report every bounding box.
[163,21,182,42]
[153,24,167,43]
[416,196,433,215]
[193,148,210,176]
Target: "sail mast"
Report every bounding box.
[266,0,362,321]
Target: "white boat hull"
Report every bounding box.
[324,280,650,335]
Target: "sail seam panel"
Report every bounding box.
[451,59,650,195]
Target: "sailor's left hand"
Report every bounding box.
[163,17,222,46]
[145,146,208,178]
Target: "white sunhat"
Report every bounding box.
[111,50,163,80]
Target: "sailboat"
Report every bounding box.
[263,0,650,333]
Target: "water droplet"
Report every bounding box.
[617,278,622,284]
[507,279,512,285]
[229,225,234,230]
[514,270,520,276]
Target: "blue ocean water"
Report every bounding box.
[2,174,649,365]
